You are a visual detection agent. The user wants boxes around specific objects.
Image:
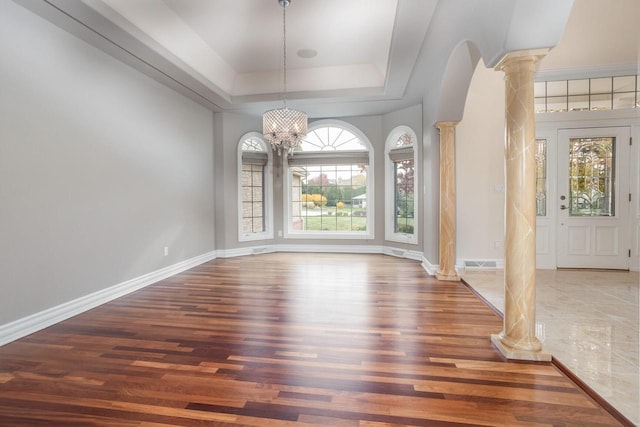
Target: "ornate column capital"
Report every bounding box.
[434,121,460,131]
[495,49,548,74]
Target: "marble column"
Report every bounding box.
[491,50,551,361]
[436,121,460,282]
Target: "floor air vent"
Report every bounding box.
[463,260,498,269]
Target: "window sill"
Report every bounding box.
[385,233,417,245]
[285,231,373,240]
[238,232,274,242]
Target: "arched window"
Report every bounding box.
[385,126,418,243]
[285,120,374,238]
[237,133,273,241]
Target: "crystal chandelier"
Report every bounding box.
[263,0,308,155]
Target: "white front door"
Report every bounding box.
[557,127,631,269]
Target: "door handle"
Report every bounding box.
[560,205,568,210]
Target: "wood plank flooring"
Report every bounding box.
[0,253,627,426]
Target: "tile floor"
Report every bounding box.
[461,269,639,426]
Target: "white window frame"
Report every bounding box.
[284,120,374,239]
[385,126,418,244]
[237,132,274,242]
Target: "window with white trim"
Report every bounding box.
[385,126,418,244]
[238,133,273,241]
[534,74,639,113]
[285,121,374,238]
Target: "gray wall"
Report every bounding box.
[0,1,215,324]
[421,108,441,265]
[213,112,262,250]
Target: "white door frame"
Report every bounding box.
[556,126,631,269]
[535,110,639,271]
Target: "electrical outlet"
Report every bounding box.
[278,230,283,237]
[164,246,169,256]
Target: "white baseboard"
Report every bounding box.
[217,244,387,257]
[0,251,217,347]
[221,244,425,262]
[383,246,423,261]
[218,243,425,264]
[216,245,276,258]
[421,257,438,276]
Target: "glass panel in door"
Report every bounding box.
[535,138,547,216]
[568,137,615,217]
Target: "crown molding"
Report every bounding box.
[536,62,639,82]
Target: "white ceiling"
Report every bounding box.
[164,0,397,80]
[17,0,638,118]
[95,0,407,96]
[72,0,434,115]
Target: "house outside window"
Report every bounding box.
[385,126,418,244]
[285,120,374,239]
[238,133,273,241]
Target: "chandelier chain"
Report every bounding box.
[282,1,287,108]
[262,0,308,156]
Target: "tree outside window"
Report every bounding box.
[385,127,418,244]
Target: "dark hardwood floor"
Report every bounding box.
[0,253,626,426]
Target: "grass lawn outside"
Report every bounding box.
[298,207,415,233]
[395,217,415,233]
[301,207,367,231]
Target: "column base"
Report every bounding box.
[436,271,460,281]
[491,334,552,362]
